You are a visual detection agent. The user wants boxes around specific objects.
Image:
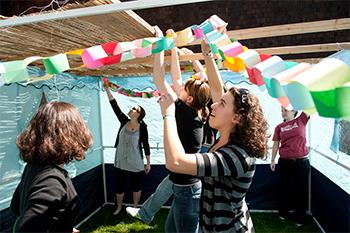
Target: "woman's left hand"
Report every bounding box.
[145,163,151,174]
[158,93,176,117]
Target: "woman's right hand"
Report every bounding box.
[201,40,211,57]
[158,93,176,118]
[154,26,164,38]
[103,83,110,91]
[165,29,176,38]
[270,161,276,172]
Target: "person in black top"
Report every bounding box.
[11,101,93,233]
[152,27,211,233]
[104,83,151,215]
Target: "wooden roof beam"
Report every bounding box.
[119,42,349,66]
[188,18,350,45]
[255,42,350,55]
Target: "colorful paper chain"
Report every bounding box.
[103,78,160,98]
[0,15,349,119]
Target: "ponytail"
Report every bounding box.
[199,106,210,122]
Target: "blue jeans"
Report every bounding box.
[139,175,173,224]
[165,181,201,233]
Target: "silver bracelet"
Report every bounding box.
[203,52,213,58]
[163,114,175,120]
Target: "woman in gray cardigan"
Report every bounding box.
[104,84,151,215]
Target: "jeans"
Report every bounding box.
[165,181,201,233]
[139,175,173,224]
[278,157,310,221]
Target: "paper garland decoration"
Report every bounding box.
[1,14,350,119]
[103,78,160,98]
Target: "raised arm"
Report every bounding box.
[170,46,183,96]
[105,84,115,101]
[152,26,176,99]
[179,48,204,73]
[201,40,224,103]
[158,93,198,176]
[104,83,128,124]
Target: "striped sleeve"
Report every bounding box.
[195,145,248,178]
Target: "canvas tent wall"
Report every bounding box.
[0,68,104,231]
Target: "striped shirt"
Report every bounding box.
[195,143,256,233]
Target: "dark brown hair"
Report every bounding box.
[16,101,93,165]
[229,88,269,159]
[184,78,211,120]
[137,105,146,122]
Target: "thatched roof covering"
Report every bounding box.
[0,0,158,77]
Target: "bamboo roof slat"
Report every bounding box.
[0,0,156,76]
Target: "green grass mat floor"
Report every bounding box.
[79,205,321,233]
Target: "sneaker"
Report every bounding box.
[278,211,289,220]
[295,222,303,227]
[112,207,122,215]
[290,213,306,227]
[126,207,142,221]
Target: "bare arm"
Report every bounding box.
[201,41,224,103]
[105,85,114,101]
[179,48,204,73]
[152,26,177,99]
[270,141,280,172]
[170,47,183,96]
[160,94,197,175]
[163,107,198,176]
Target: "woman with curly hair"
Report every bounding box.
[11,101,93,232]
[157,41,269,233]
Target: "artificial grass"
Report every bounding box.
[79,205,167,233]
[250,212,321,233]
[78,205,321,233]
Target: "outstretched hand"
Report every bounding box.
[180,48,194,55]
[103,82,109,90]
[166,29,176,38]
[201,40,211,56]
[154,26,164,38]
[158,93,176,117]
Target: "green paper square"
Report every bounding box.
[43,53,70,74]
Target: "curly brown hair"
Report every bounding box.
[229,88,269,159]
[16,101,93,165]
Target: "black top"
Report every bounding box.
[109,99,150,158]
[169,99,204,185]
[11,163,79,233]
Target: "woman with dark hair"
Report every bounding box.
[11,101,93,232]
[270,106,310,226]
[127,27,211,232]
[104,85,151,215]
[157,41,269,233]
[127,39,211,229]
